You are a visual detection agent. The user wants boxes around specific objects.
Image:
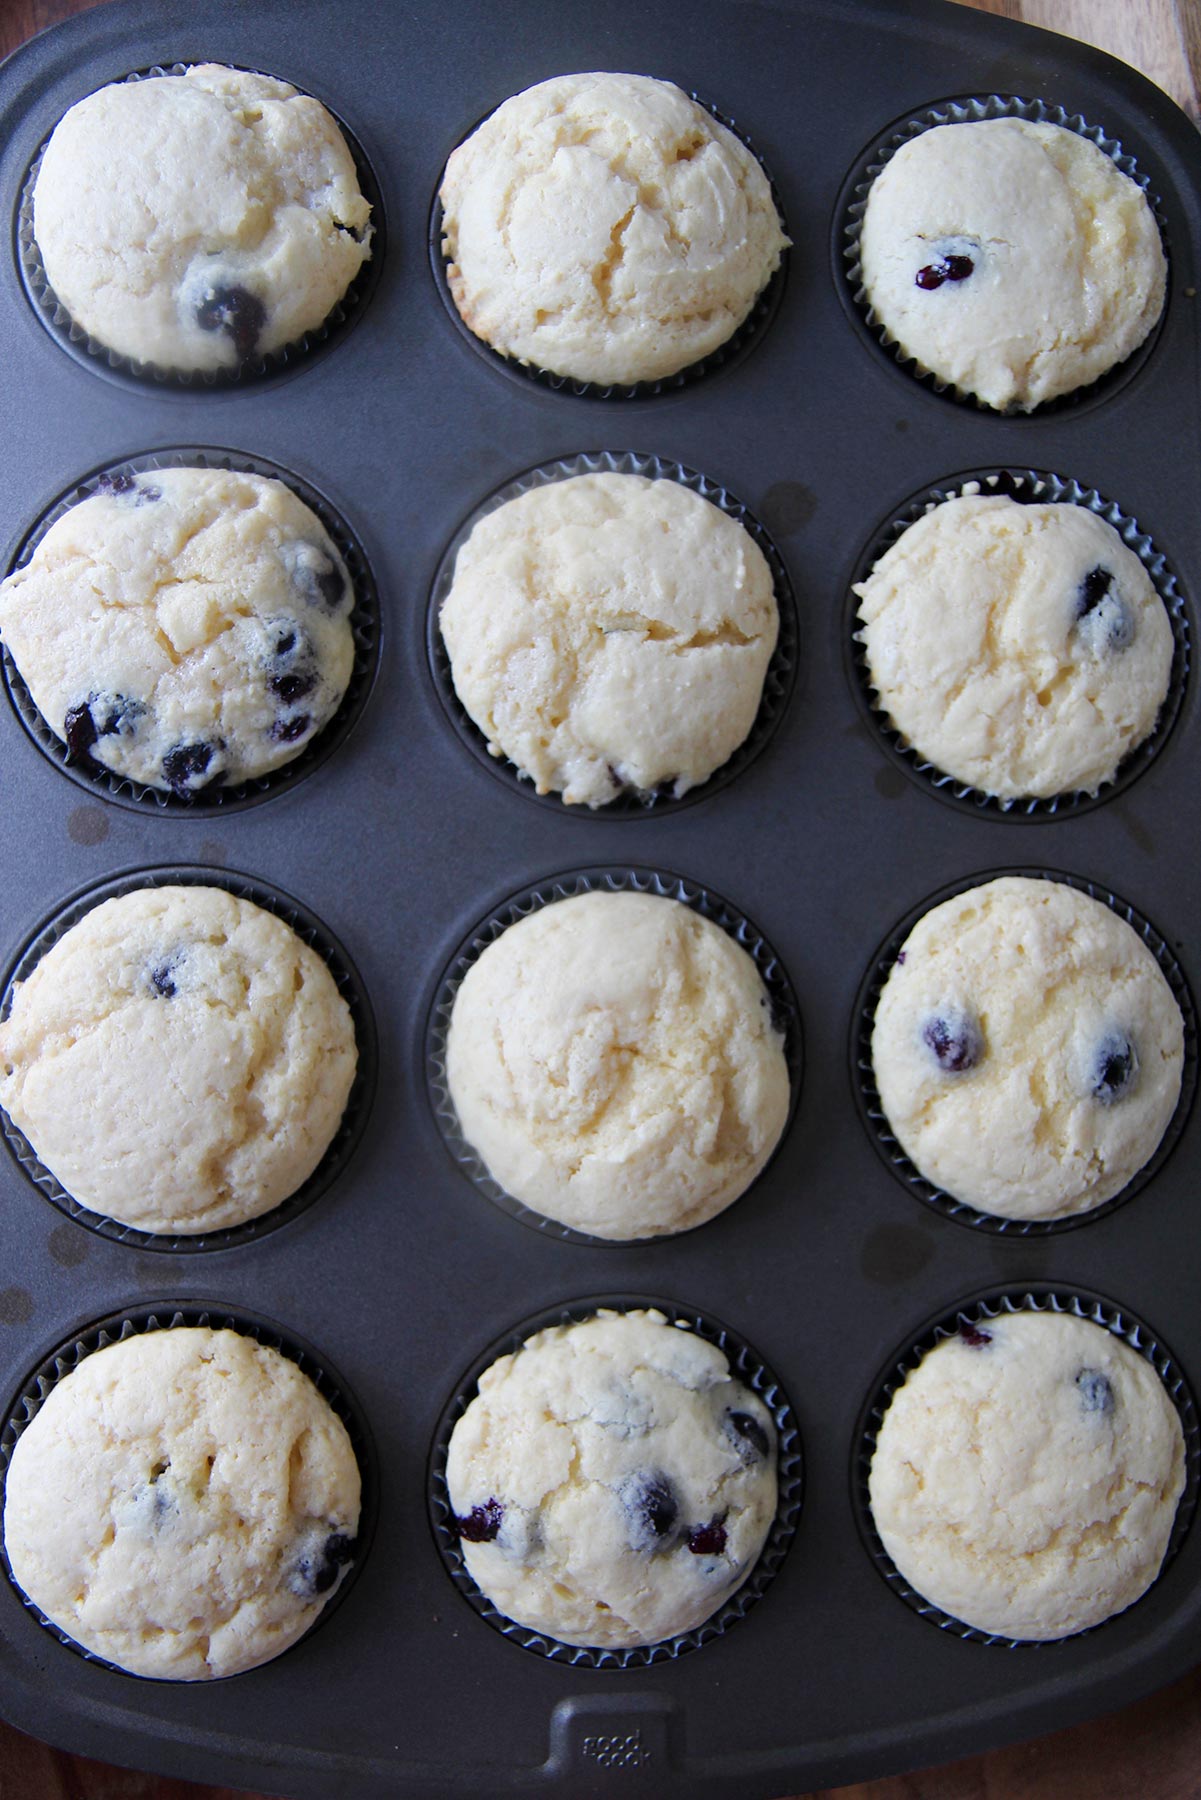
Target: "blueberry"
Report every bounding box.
[271,713,312,744]
[1092,1031,1138,1103]
[1075,566,1134,654]
[194,284,266,359]
[62,692,142,762]
[915,253,974,290]
[96,471,161,506]
[687,1516,728,1556]
[921,1009,983,1074]
[725,1409,769,1462]
[130,1459,175,1527]
[282,540,346,611]
[287,1529,356,1597]
[161,740,218,796]
[1077,566,1114,613]
[621,1471,679,1550]
[147,955,181,998]
[270,671,318,704]
[1076,1368,1116,1415]
[455,1497,504,1543]
[958,1320,992,1349]
[63,701,98,761]
[96,469,137,497]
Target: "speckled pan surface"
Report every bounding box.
[0,0,1198,1796]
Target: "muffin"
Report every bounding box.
[445,1308,777,1648]
[439,72,787,385]
[0,884,358,1235]
[858,118,1166,409]
[439,472,779,805]
[868,1309,1186,1640]
[870,876,1184,1222]
[854,493,1174,801]
[3,1325,361,1678]
[0,467,356,797]
[32,64,372,373]
[444,889,790,1239]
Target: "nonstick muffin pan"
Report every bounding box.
[0,0,1199,1794]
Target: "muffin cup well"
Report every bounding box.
[425,865,802,1246]
[0,1301,376,1677]
[428,1293,803,1668]
[834,94,1170,416]
[17,64,384,389]
[852,1286,1200,1646]
[851,867,1198,1236]
[428,450,798,816]
[844,468,1191,819]
[0,865,377,1254]
[428,89,788,401]
[0,446,381,814]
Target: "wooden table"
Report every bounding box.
[0,2,1198,1796]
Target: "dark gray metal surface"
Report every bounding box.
[0,0,1198,1793]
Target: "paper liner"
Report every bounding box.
[845,467,1191,818]
[836,94,1170,414]
[0,865,377,1253]
[0,446,380,814]
[428,90,788,400]
[425,865,802,1245]
[853,1286,1200,1646]
[427,450,798,815]
[851,867,1198,1235]
[0,1302,375,1677]
[17,64,383,388]
[428,1294,803,1666]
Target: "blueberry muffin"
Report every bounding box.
[0,884,357,1235]
[0,467,355,796]
[871,876,1184,1221]
[444,890,790,1240]
[854,493,1174,800]
[859,118,1165,409]
[32,64,372,372]
[446,1309,777,1648]
[869,1310,1186,1639]
[440,472,779,805]
[3,1326,361,1678]
[439,72,787,384]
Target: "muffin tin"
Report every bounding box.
[0,0,1199,1794]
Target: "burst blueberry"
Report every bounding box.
[1092,1031,1137,1103]
[921,1010,983,1074]
[148,959,179,999]
[194,284,267,359]
[288,1530,356,1596]
[725,1409,769,1462]
[455,1497,504,1542]
[161,740,217,796]
[622,1471,679,1548]
[271,713,311,744]
[1074,564,1135,653]
[1076,1368,1116,1415]
[687,1516,728,1556]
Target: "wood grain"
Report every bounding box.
[0,1,1198,1798]
[948,0,1201,120]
